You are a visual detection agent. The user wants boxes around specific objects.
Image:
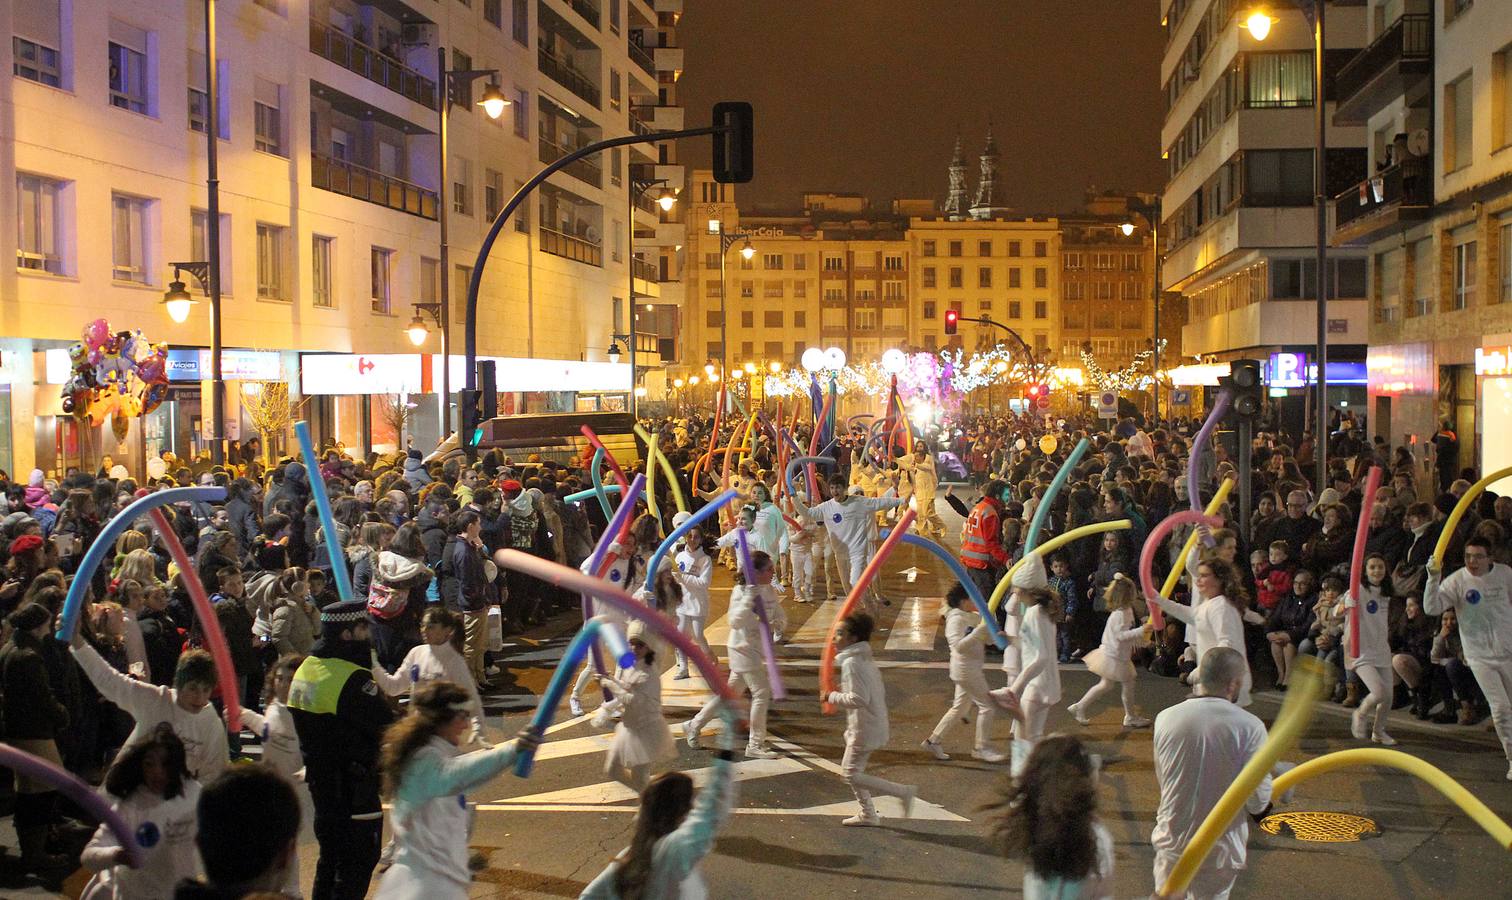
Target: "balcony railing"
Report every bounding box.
[633,190,659,216]
[628,36,655,74]
[539,224,603,266]
[1334,158,1430,230]
[629,112,654,136]
[1334,14,1431,109]
[538,135,603,187]
[311,153,438,220]
[567,0,601,28]
[538,48,601,108]
[632,255,658,282]
[309,21,438,110]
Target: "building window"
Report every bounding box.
[485,0,502,27]
[949,240,963,257]
[190,209,231,292]
[764,310,783,328]
[1008,300,1022,319]
[371,247,393,313]
[513,0,529,44]
[610,69,621,110]
[823,287,844,301]
[741,280,753,298]
[14,37,62,87]
[254,79,284,155]
[1064,282,1084,300]
[1034,240,1047,258]
[854,309,877,330]
[452,157,472,215]
[978,299,992,314]
[793,253,807,270]
[1246,51,1313,108]
[922,267,936,288]
[451,50,474,107]
[705,310,722,328]
[949,266,963,288]
[485,169,503,220]
[884,281,904,300]
[256,223,286,299]
[1497,48,1512,151]
[706,279,722,298]
[884,254,904,270]
[704,252,720,269]
[1009,268,1021,288]
[1093,252,1113,270]
[741,341,754,356]
[763,281,783,298]
[513,180,529,233]
[1446,72,1474,173]
[923,301,936,319]
[16,174,64,274]
[512,87,529,137]
[1095,282,1114,300]
[823,254,844,271]
[763,253,784,270]
[1454,239,1477,310]
[111,193,153,283]
[977,240,992,257]
[922,240,936,257]
[108,37,149,114]
[1244,149,1313,205]
[1034,267,1047,288]
[1501,220,1512,304]
[794,310,807,328]
[1065,252,1083,270]
[794,281,807,298]
[1008,240,1021,257]
[312,235,334,308]
[741,310,754,327]
[978,266,992,288]
[1034,300,1047,319]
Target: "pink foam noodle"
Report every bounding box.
[1348,466,1384,659]
[1140,509,1222,632]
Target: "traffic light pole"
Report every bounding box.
[951,315,1047,381]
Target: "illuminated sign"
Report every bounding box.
[1266,352,1367,387]
[1167,364,1229,386]
[1476,346,1512,376]
[300,354,631,395]
[165,349,284,382]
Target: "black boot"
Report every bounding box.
[1411,688,1432,720]
[15,793,68,874]
[1392,683,1411,709]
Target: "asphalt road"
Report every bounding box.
[15,500,1512,898]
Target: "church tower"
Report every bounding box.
[943,134,968,220]
[970,125,1009,219]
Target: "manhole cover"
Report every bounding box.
[1259,811,1380,843]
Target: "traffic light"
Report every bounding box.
[712,102,754,184]
[459,361,498,454]
[944,308,960,335]
[1026,383,1042,399]
[1222,358,1264,420]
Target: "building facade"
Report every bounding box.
[1337,0,1512,480]
[2,0,687,477]
[1160,0,1371,430]
[1058,192,1160,371]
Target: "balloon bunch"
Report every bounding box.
[62,317,170,429]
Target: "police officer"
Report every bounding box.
[288,599,394,900]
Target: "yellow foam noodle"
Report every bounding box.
[1160,478,1236,600]
[737,411,760,465]
[1433,465,1512,567]
[988,519,1132,615]
[634,424,688,515]
[1270,748,1512,851]
[1156,655,1325,899]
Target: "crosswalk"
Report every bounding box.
[884,596,945,651]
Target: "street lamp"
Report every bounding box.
[1122,199,1163,419]
[740,239,755,261]
[628,171,676,418]
[163,260,223,463]
[607,340,624,365]
[1119,222,1136,237]
[163,278,197,324]
[436,52,505,438]
[406,302,442,347]
[801,347,825,373]
[1246,4,1329,492]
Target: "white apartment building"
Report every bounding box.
[1,0,687,477]
[1161,0,1371,431]
[1338,0,1512,480]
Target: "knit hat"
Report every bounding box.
[1010,554,1048,590]
[625,620,648,643]
[8,534,44,556]
[671,511,693,529]
[320,598,368,640]
[500,479,523,493]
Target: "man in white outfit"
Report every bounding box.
[1426,535,1512,780]
[828,612,917,826]
[1151,647,1273,900]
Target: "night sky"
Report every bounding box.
[677,1,1167,214]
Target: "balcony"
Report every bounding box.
[628,34,655,75]
[309,21,438,111]
[539,48,601,108]
[539,224,603,266]
[632,254,659,282]
[566,0,601,28]
[1331,158,1432,246]
[311,153,438,220]
[1333,15,1431,125]
[539,135,603,187]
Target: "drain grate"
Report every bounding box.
[1259,811,1380,843]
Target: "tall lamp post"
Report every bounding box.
[436,49,507,436]
[1247,5,1329,492]
[163,262,221,462]
[709,219,755,380]
[1120,199,1162,419]
[627,172,678,418]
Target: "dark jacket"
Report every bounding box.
[1365,523,1412,569]
[1391,612,1436,663]
[438,535,489,613]
[418,507,449,567]
[138,606,184,688]
[0,634,70,739]
[1265,591,1316,646]
[224,496,260,552]
[1301,526,1352,576]
[1272,514,1322,560]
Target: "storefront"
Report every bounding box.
[1366,342,1437,452]
[298,353,632,456]
[1475,340,1512,494]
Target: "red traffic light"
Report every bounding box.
[1027,384,1041,397]
[943,308,960,335]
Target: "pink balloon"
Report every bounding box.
[83,317,111,349]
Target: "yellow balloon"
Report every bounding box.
[1038,434,1058,455]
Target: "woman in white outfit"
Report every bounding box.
[672,526,715,679]
[1343,554,1397,745]
[374,682,541,900]
[1151,556,1254,707]
[598,628,677,792]
[573,514,667,715]
[1007,585,1061,775]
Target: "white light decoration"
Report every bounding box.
[881,348,907,374]
[824,347,847,371]
[801,347,825,372]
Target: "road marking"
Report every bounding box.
[786,599,842,647]
[766,730,969,822]
[884,597,943,651]
[705,612,731,647]
[482,756,809,807]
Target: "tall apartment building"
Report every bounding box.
[1337,0,1512,479]
[2,0,686,476]
[1160,0,1370,427]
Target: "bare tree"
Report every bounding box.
[377,393,415,451]
[244,381,306,464]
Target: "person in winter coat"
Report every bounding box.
[1265,567,1316,690]
[368,523,432,674]
[224,477,262,552]
[1301,503,1353,576]
[1391,595,1439,720]
[373,682,539,900]
[0,603,74,872]
[417,487,452,568]
[402,450,432,492]
[350,521,394,602]
[438,511,492,685]
[138,584,183,688]
[270,568,321,657]
[827,611,917,827]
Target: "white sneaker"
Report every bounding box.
[569,696,584,717]
[842,812,881,827]
[1350,706,1368,740]
[774,582,787,594]
[1371,730,1397,747]
[1122,714,1152,729]
[673,669,690,680]
[971,747,1008,763]
[683,721,702,750]
[1506,762,1512,782]
[485,664,501,677]
[920,739,950,761]
[745,744,778,759]
[900,786,917,819]
[1068,702,1090,726]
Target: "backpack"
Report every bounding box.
[367,580,410,620]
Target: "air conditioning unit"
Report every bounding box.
[400,23,435,46]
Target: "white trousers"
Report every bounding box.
[1355,663,1393,737]
[930,673,996,749]
[1468,656,1512,762]
[841,744,911,817]
[1152,852,1239,900]
[789,545,814,600]
[689,669,771,747]
[1075,676,1137,718]
[674,613,711,675]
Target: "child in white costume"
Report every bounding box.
[1007,585,1061,776]
[921,584,1007,762]
[1069,574,1153,728]
[672,525,715,680]
[372,607,487,746]
[1151,555,1255,707]
[572,514,668,715]
[793,474,902,612]
[597,627,677,792]
[683,550,787,759]
[1343,555,1397,746]
[784,493,819,603]
[828,610,918,826]
[230,652,312,898]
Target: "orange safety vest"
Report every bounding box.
[960,499,1003,570]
